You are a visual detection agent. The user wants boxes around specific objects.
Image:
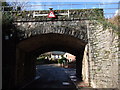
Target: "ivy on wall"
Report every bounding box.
[88,9,119,36]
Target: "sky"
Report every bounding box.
[27,1,119,18]
[6,0,120,2]
[6,0,120,18]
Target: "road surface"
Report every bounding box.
[22,64,77,89]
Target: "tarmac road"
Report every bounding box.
[22,64,77,90]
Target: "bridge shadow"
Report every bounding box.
[3,33,88,89]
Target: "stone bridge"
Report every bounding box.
[2,9,120,89]
[16,20,88,42]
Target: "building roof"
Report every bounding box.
[51,51,65,55]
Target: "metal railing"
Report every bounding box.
[1,2,120,19]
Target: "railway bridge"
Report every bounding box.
[2,9,120,89]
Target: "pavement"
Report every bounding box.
[61,65,91,89]
[21,64,91,90]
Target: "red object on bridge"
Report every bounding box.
[48,11,56,18]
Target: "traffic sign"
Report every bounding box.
[48,11,56,18]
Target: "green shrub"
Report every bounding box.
[58,57,68,64]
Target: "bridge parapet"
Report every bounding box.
[3,9,104,43]
[3,9,103,21]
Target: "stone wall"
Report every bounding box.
[15,19,119,89]
[4,9,119,89]
[82,44,89,84]
[4,9,103,21]
[87,21,119,89]
[14,20,88,43]
[16,48,35,88]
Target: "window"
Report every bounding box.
[66,55,67,57]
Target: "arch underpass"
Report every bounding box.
[2,9,119,89]
[9,13,89,88]
[16,33,87,88]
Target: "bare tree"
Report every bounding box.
[7,0,30,11]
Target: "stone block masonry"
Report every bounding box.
[15,20,88,43]
[87,21,120,89]
[5,9,103,21]
[3,9,119,89]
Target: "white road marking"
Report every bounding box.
[70,75,76,79]
[34,76,40,80]
[62,82,70,85]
